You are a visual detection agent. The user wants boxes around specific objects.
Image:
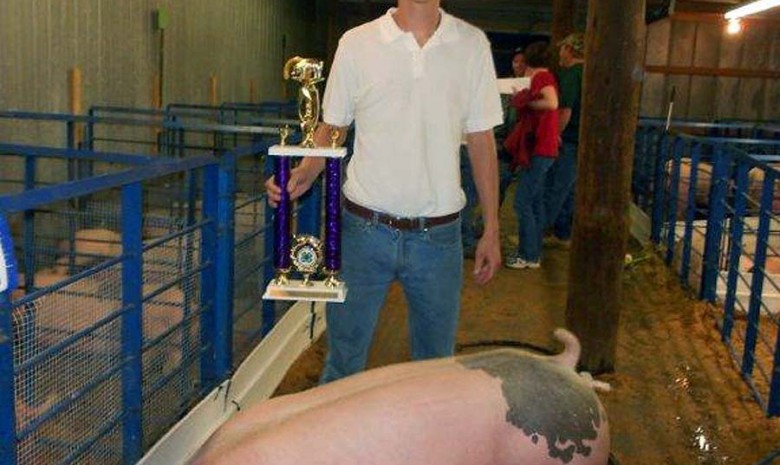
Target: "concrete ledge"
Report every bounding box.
[138,300,326,465]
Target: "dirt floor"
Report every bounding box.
[274,200,780,465]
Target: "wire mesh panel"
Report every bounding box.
[141,229,204,450]
[232,192,268,364]
[232,151,274,366]
[13,264,125,465]
[0,119,297,463]
[0,148,217,463]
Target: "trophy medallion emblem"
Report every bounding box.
[291,235,323,283]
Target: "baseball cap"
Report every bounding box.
[558,33,585,56]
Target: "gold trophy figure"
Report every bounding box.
[283,56,324,148]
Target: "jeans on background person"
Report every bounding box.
[468,148,517,244]
[552,190,574,240]
[544,141,578,240]
[513,156,555,263]
[320,209,464,384]
[498,147,517,208]
[459,145,478,254]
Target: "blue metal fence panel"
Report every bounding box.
[635,120,780,417]
[0,137,277,463]
[681,142,702,289]
[0,291,17,465]
[0,104,338,462]
[120,183,144,464]
[742,172,776,377]
[199,165,219,388]
[664,137,685,265]
[214,153,237,379]
[770,331,780,416]
[722,164,751,342]
[701,144,729,302]
[651,132,670,244]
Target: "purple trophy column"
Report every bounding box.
[324,158,341,272]
[274,156,292,271]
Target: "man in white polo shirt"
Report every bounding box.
[267,0,503,382]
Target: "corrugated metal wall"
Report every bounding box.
[641,15,780,121]
[0,0,323,144]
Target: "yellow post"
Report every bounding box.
[151,74,162,154]
[209,75,219,106]
[249,78,258,104]
[68,67,83,147]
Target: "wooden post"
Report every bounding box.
[209,75,219,107]
[249,78,258,104]
[565,0,646,373]
[152,74,162,110]
[68,68,83,147]
[150,74,162,155]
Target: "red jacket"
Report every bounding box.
[503,70,560,169]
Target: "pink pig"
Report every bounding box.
[191,329,610,465]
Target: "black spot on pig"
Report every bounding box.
[459,350,604,464]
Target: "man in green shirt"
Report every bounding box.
[544,33,584,244]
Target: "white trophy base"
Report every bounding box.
[263,279,347,303]
[269,145,348,159]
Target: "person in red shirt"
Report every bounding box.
[504,41,559,269]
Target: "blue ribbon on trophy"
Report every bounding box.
[263,56,348,303]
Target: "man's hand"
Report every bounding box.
[264,165,317,208]
[473,227,501,285]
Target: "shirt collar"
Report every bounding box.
[378,8,459,45]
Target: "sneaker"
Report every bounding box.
[505,255,541,269]
[542,235,571,249]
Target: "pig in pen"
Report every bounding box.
[191,329,611,465]
[9,218,199,463]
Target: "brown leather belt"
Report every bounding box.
[344,198,460,231]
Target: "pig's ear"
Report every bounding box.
[551,328,581,370]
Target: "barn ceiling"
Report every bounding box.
[337,0,771,32]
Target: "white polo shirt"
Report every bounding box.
[323,8,503,217]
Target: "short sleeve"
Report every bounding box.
[322,38,356,127]
[464,40,504,134]
[531,71,557,95]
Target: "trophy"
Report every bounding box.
[262,56,348,303]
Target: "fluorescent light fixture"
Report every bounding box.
[726,18,743,34]
[725,0,780,20]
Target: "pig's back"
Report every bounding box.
[217,365,507,465]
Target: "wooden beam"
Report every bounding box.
[209,76,219,107]
[68,68,83,147]
[151,74,162,110]
[670,11,780,24]
[151,74,162,155]
[566,0,646,373]
[249,78,258,104]
[645,65,780,79]
[68,68,82,115]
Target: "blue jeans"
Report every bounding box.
[320,209,464,383]
[514,156,555,262]
[459,145,478,250]
[544,141,578,240]
[497,148,517,208]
